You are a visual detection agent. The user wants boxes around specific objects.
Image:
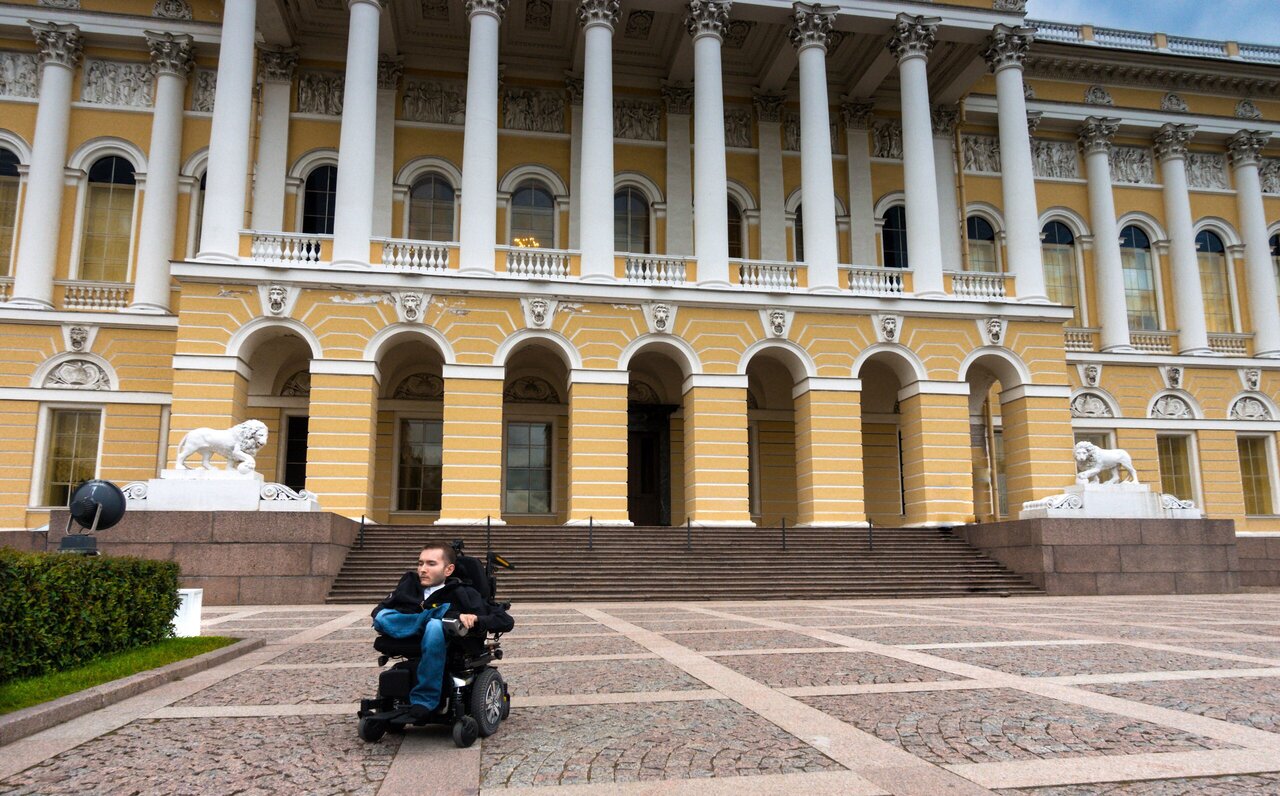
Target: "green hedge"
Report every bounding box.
[0,549,181,683]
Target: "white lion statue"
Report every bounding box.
[1074,440,1139,485]
[176,420,269,474]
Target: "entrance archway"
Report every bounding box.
[626,349,685,525]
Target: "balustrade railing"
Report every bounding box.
[735,260,800,290]
[1208,332,1251,357]
[1092,26,1156,50]
[1130,330,1177,353]
[248,231,328,265]
[948,271,1011,300]
[1167,35,1228,58]
[500,246,572,279]
[1064,327,1098,352]
[58,281,131,311]
[844,266,907,296]
[1239,43,1280,65]
[0,277,10,302]
[1029,21,1083,44]
[381,238,454,272]
[623,254,689,286]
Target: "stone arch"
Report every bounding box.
[364,323,456,366]
[1147,389,1203,420]
[738,339,816,383]
[226,317,323,362]
[1192,216,1242,248]
[287,148,339,181]
[725,179,757,213]
[958,347,1031,391]
[614,171,664,206]
[493,328,581,370]
[617,334,701,380]
[0,128,32,164]
[1069,387,1123,419]
[965,201,1005,235]
[396,155,463,189]
[180,146,210,179]
[850,343,927,386]
[873,190,906,220]
[498,163,569,197]
[31,352,117,390]
[1116,211,1168,243]
[67,137,146,173]
[1038,205,1091,238]
[1227,392,1277,421]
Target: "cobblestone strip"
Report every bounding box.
[579,608,994,796]
[1047,668,1280,686]
[779,681,993,698]
[490,769,889,796]
[200,608,267,626]
[514,690,722,708]
[380,733,482,796]
[945,748,1280,791]
[147,703,358,718]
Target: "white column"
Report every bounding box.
[841,100,876,265]
[663,83,694,256]
[1079,117,1133,352]
[578,1,620,281]
[1154,123,1212,356]
[9,22,82,308]
[687,0,731,286]
[1229,130,1280,358]
[889,13,944,297]
[564,78,585,250]
[932,105,962,270]
[754,93,786,262]
[250,48,298,231]
[983,24,1047,302]
[459,0,506,273]
[197,0,256,262]
[790,3,839,292]
[330,0,383,267]
[130,32,195,314]
[373,57,402,238]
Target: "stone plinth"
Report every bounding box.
[125,470,320,512]
[1237,533,1280,589]
[1020,482,1202,520]
[961,518,1239,596]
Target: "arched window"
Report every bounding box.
[302,165,337,235]
[1271,233,1279,304]
[727,198,744,259]
[1120,225,1158,331]
[0,148,18,277]
[81,156,136,282]
[1195,229,1233,333]
[408,173,455,242]
[793,204,804,262]
[1041,221,1080,325]
[613,186,649,253]
[510,179,554,248]
[192,171,207,254]
[966,216,998,272]
[883,205,908,268]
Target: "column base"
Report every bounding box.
[903,520,970,529]
[329,258,373,270]
[579,274,618,284]
[794,521,870,528]
[1101,344,1138,354]
[434,516,508,526]
[684,519,756,528]
[806,285,843,296]
[1179,347,1220,357]
[2,298,54,310]
[123,302,171,315]
[914,290,948,299]
[194,250,240,263]
[1018,294,1052,304]
[564,518,633,527]
[697,280,732,289]
[1255,350,1280,359]
[457,267,498,277]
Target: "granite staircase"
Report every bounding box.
[326,524,1042,603]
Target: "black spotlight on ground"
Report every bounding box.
[58,479,126,555]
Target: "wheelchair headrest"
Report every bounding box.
[452,554,493,599]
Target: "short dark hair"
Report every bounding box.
[420,542,456,567]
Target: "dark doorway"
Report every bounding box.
[284,415,309,492]
[627,405,675,526]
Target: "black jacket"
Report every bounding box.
[372,571,514,635]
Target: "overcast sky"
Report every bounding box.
[1025,0,1280,47]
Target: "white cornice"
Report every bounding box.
[966,95,1280,142]
[0,387,172,405]
[1066,351,1280,369]
[1024,46,1280,98]
[0,7,223,46]
[0,306,179,329]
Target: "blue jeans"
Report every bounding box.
[373,605,451,710]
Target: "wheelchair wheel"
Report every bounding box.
[499,673,511,720]
[358,717,387,743]
[452,716,479,748]
[469,668,504,736]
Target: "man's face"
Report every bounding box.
[418,549,454,588]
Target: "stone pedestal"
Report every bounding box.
[125,470,320,512]
[174,588,203,636]
[1020,482,1202,521]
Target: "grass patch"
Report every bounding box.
[0,636,239,715]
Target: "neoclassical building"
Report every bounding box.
[0,0,1278,535]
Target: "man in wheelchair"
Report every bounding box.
[357,540,514,747]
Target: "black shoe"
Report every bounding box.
[407,704,433,721]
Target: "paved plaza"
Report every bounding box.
[2,595,1280,794]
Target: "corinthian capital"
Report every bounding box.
[888,13,939,63]
[464,0,508,22]
[565,75,584,106]
[789,3,837,53]
[840,99,875,130]
[30,21,83,69]
[1152,123,1195,162]
[931,105,959,137]
[257,47,299,84]
[1077,116,1119,156]
[752,92,785,123]
[579,0,620,29]
[982,24,1034,73]
[686,0,731,41]
[146,31,195,79]
[377,56,404,91]
[1227,130,1270,169]
[661,82,694,114]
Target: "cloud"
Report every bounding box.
[1025,0,1280,46]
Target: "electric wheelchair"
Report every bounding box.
[356,541,514,748]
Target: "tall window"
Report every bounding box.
[1042,222,1081,325]
[510,180,554,248]
[283,415,309,493]
[398,418,443,512]
[44,409,102,506]
[1238,436,1274,515]
[408,174,455,242]
[1157,435,1194,501]
[727,198,744,259]
[883,205,908,268]
[0,148,18,276]
[81,156,136,282]
[1195,230,1233,333]
[793,204,804,262]
[302,164,337,234]
[966,216,998,272]
[1120,225,1158,331]
[613,187,649,253]
[505,421,551,514]
[191,171,207,254]
[1270,233,1279,305]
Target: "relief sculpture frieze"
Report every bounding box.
[81,60,154,107]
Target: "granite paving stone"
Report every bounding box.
[660,629,838,651]
[1082,676,1280,733]
[631,618,764,631]
[922,643,1262,677]
[1172,641,1280,659]
[479,700,842,788]
[271,642,382,665]
[323,627,379,640]
[0,716,398,795]
[507,622,614,637]
[835,625,1071,646]
[495,658,705,696]
[174,666,377,706]
[499,634,649,658]
[1028,624,1238,641]
[711,650,964,688]
[800,687,1234,765]
[997,773,1280,794]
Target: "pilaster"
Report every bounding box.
[437,376,506,524]
[999,391,1077,513]
[842,99,876,265]
[754,92,786,261]
[682,384,753,526]
[566,380,631,524]
[304,370,379,520]
[898,388,973,526]
[663,83,694,256]
[794,387,865,527]
[250,47,298,232]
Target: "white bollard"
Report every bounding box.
[174,588,203,637]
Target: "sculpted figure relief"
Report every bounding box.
[191,70,215,111]
[651,303,670,332]
[82,60,154,107]
[1258,159,1280,194]
[504,87,564,133]
[403,79,466,124]
[0,53,38,98]
[962,136,1001,174]
[724,108,752,148]
[1109,146,1154,184]
[872,121,902,159]
[614,99,660,141]
[1070,393,1112,418]
[298,72,344,115]
[1032,140,1079,179]
[176,420,269,475]
[1074,441,1139,485]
